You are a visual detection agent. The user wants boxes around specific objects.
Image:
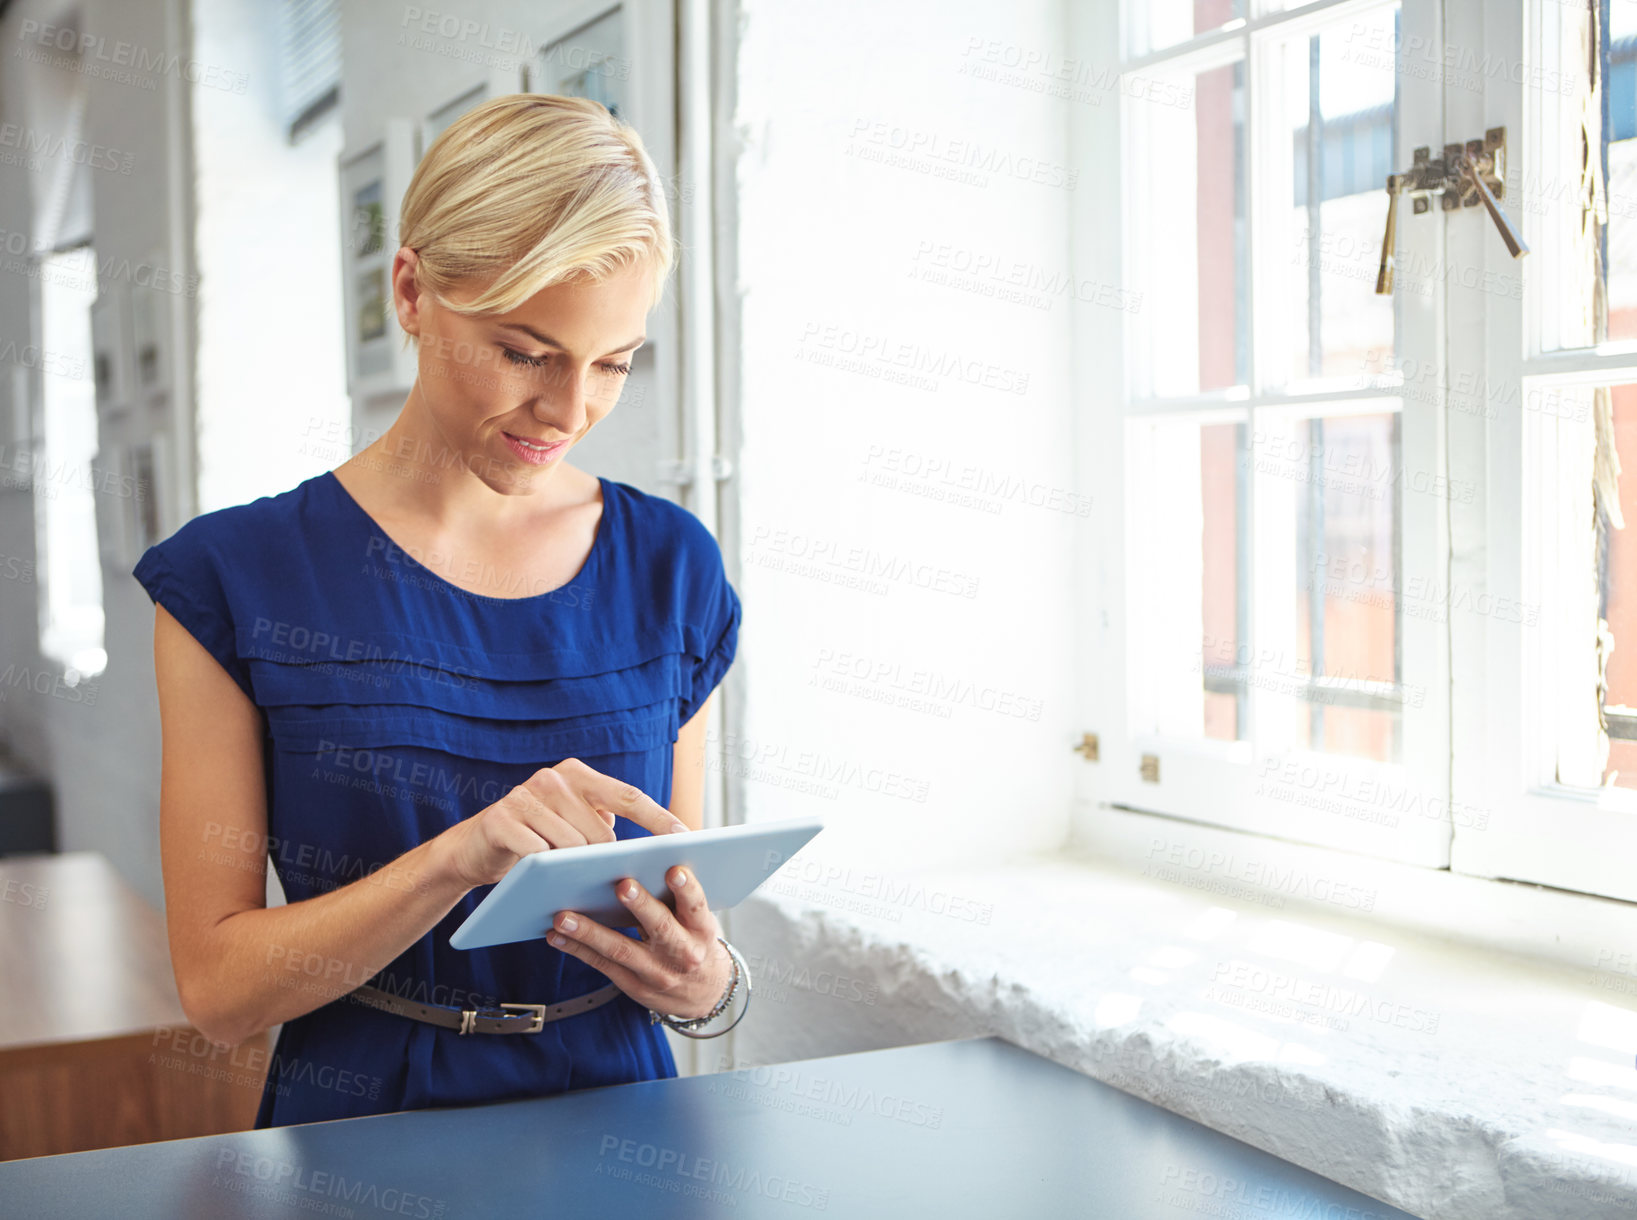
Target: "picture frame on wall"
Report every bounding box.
[93,446,131,569]
[88,283,132,421]
[530,5,626,120]
[129,439,162,553]
[338,120,419,402]
[419,64,521,157]
[95,436,170,571]
[5,365,32,493]
[129,270,170,408]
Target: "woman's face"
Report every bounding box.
[393,251,653,492]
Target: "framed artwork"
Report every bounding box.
[129,440,163,552]
[422,84,485,157]
[5,365,31,493]
[93,446,130,568]
[88,283,132,421]
[338,120,419,402]
[419,64,520,156]
[129,258,170,404]
[96,436,170,568]
[531,5,626,120]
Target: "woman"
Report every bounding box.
[133,94,748,1128]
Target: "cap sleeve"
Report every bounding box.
[681,579,741,726]
[677,532,742,728]
[132,520,256,702]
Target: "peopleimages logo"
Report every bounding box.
[211,1149,444,1217]
[16,19,250,93]
[249,617,471,688]
[597,1136,830,1210]
[0,122,131,173]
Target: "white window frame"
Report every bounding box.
[1084,0,1452,869]
[1081,0,1637,905]
[1448,0,1637,904]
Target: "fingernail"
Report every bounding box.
[670,821,688,833]
[559,915,578,933]
[622,882,637,901]
[675,869,689,888]
[548,933,565,947]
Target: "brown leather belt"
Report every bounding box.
[349,981,622,1034]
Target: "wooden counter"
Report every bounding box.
[0,851,268,1159]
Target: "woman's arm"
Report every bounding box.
[155,604,474,1046]
[153,605,681,1047]
[668,691,715,832]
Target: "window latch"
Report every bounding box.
[1374,126,1528,295]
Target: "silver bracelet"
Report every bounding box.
[649,937,752,1038]
[650,936,739,1031]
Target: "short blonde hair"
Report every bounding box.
[398,93,674,327]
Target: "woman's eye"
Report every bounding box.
[500,349,631,376]
[502,349,547,367]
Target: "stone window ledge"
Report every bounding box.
[731,820,1637,1220]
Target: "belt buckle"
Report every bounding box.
[502,1003,547,1034]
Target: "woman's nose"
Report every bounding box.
[528,364,590,433]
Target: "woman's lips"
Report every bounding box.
[502,432,568,465]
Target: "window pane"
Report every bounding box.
[1127,415,1246,741]
[1610,25,1637,341]
[1542,0,1613,351]
[1282,6,1399,382]
[38,248,106,679]
[1256,410,1402,764]
[1129,60,1246,397]
[1603,384,1637,787]
[1202,421,1247,741]
[1131,0,1246,58]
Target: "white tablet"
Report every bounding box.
[448,815,825,949]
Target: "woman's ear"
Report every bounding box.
[392,247,423,340]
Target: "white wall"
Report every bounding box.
[0,0,57,776]
[728,0,1080,860]
[192,0,348,515]
[0,0,349,910]
[0,0,199,910]
[720,0,1098,1065]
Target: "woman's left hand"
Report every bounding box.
[547,866,732,1020]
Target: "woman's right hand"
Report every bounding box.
[437,758,687,891]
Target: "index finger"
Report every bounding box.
[562,758,688,837]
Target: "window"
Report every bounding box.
[1101,0,1448,867]
[1088,0,1637,903]
[29,53,105,684]
[1595,3,1637,791]
[1441,0,1637,903]
[279,0,341,142]
[36,245,105,683]
[1603,385,1637,788]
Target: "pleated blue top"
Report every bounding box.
[131,469,742,1127]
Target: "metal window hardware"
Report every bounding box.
[1139,754,1160,784]
[1072,732,1099,761]
[1374,126,1528,295]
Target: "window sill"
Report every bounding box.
[734,814,1637,1220]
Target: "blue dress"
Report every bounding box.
[131,469,742,1127]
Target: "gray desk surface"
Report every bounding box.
[0,1035,1422,1218]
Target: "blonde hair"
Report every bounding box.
[397,93,674,330]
